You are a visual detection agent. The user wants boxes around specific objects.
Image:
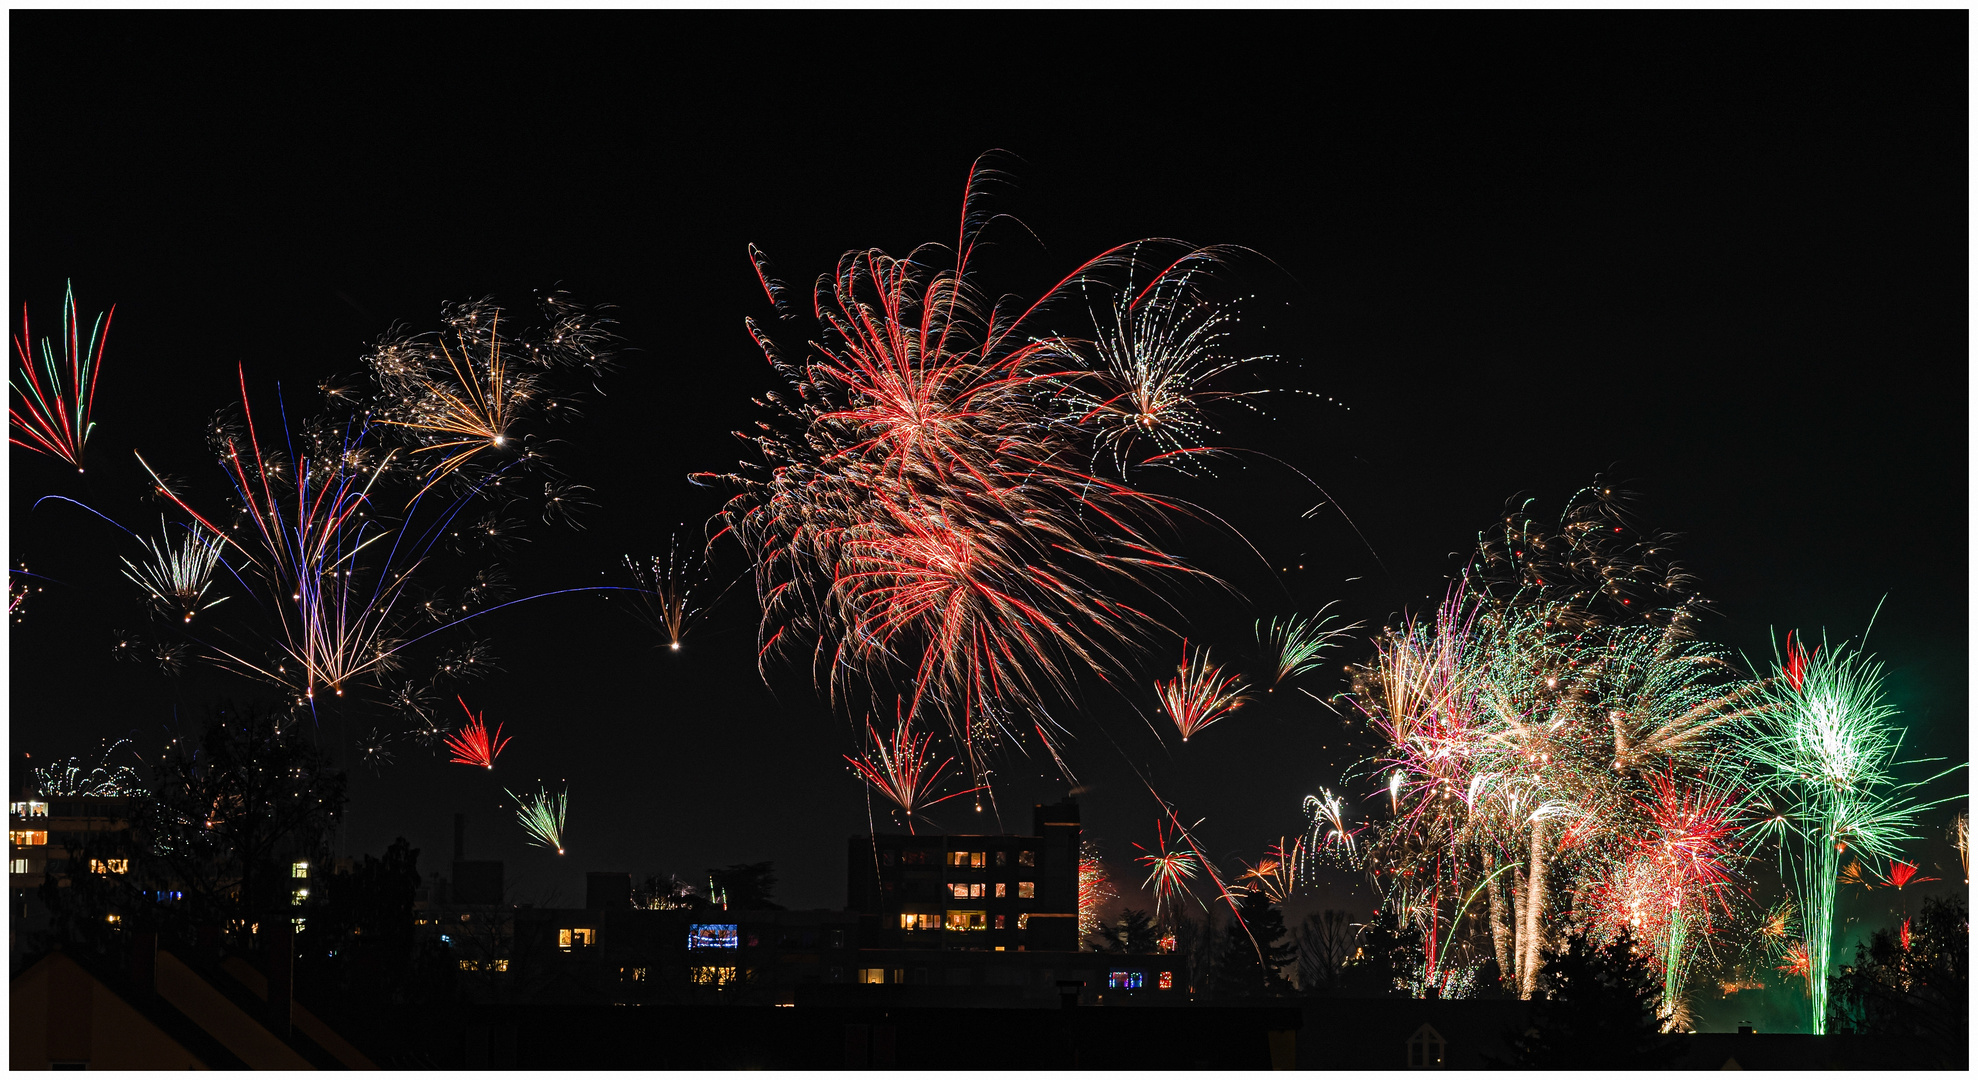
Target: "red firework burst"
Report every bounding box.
[1156,641,1249,742]
[443,697,510,769]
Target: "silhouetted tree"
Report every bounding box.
[708,861,782,911]
[296,837,455,1007]
[42,702,345,954]
[1829,896,1967,1068]
[1335,907,1422,997]
[1296,909,1357,992]
[1095,908,1161,953]
[1211,888,1296,998]
[1495,930,1678,1067]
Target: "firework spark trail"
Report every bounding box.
[11,282,111,472]
[1258,604,1356,689]
[1954,813,1968,884]
[703,158,1279,785]
[509,784,568,854]
[1236,838,1303,905]
[1303,788,1361,862]
[621,532,708,650]
[1739,628,1964,1033]
[120,517,228,623]
[443,696,510,769]
[843,707,981,832]
[1156,641,1248,742]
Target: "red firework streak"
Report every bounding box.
[1881,859,1938,951]
[444,697,510,769]
[1782,630,1813,691]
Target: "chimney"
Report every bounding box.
[454,812,467,862]
[1057,979,1085,1009]
[129,931,157,996]
[265,923,293,1038]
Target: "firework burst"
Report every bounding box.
[1133,820,1205,928]
[1156,641,1248,742]
[1739,628,1962,1032]
[622,532,706,650]
[120,517,228,623]
[443,697,511,769]
[701,157,1275,785]
[843,708,980,832]
[11,282,111,472]
[1258,605,1355,689]
[509,784,569,854]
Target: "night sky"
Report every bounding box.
[9,12,1966,1015]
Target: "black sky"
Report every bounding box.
[9,13,1966,933]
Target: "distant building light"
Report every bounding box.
[292,861,309,879]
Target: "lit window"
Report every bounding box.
[1018,850,1035,866]
[893,968,905,984]
[1017,914,1030,930]
[947,851,967,867]
[90,859,128,874]
[994,915,1006,929]
[292,861,309,879]
[971,852,986,868]
[692,966,737,986]
[688,924,738,949]
[292,917,306,933]
[11,802,48,818]
[10,859,27,873]
[1017,882,1035,898]
[1159,971,1173,990]
[859,967,886,984]
[1108,970,1144,989]
[572,928,594,947]
[459,959,479,971]
[945,910,987,931]
[493,959,509,972]
[10,831,47,846]
[292,888,308,905]
[106,914,122,925]
[995,882,1006,898]
[558,929,572,948]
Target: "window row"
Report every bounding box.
[1104,969,1173,989]
[10,802,48,818]
[10,831,47,846]
[890,849,1035,867]
[898,910,1030,931]
[947,881,1034,899]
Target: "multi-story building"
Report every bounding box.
[847,798,1082,953]
[836,798,1185,1004]
[11,795,139,960]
